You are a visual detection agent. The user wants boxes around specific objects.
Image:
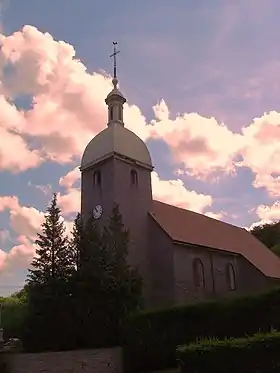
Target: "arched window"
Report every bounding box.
[118,105,123,121]
[109,106,114,121]
[226,263,236,291]
[93,170,101,186]
[193,258,205,289]
[131,169,138,186]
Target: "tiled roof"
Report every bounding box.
[150,200,280,279]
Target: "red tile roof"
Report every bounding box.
[150,200,280,279]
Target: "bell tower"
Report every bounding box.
[80,42,153,304]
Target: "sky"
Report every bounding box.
[1,0,280,295]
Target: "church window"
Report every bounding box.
[226,263,236,291]
[118,105,123,121]
[131,169,138,186]
[193,258,205,289]
[93,170,101,186]
[109,106,114,121]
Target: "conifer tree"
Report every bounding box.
[73,215,111,348]
[69,213,83,271]
[102,204,143,321]
[23,193,75,352]
[27,193,72,284]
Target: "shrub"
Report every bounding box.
[177,331,280,373]
[121,287,280,372]
[2,301,27,341]
[0,351,10,373]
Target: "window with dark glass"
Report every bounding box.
[226,263,236,291]
[93,170,101,186]
[131,169,138,186]
[193,258,205,289]
[118,105,123,121]
[109,106,114,121]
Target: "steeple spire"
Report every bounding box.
[110,41,119,88]
[105,42,126,127]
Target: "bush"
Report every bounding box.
[2,301,27,341]
[0,351,10,373]
[121,287,280,372]
[177,331,280,373]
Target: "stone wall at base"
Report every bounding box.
[9,347,122,373]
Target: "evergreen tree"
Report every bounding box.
[27,193,73,284]
[23,193,74,352]
[102,204,143,324]
[73,208,142,348]
[72,216,110,348]
[69,213,83,271]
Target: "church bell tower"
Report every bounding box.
[80,42,153,303]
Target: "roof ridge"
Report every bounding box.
[152,199,241,230]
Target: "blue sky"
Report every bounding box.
[1,0,280,294]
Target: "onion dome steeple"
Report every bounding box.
[81,42,152,171]
[105,42,126,126]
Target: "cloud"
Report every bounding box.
[27,181,52,196]
[0,125,41,172]
[246,201,280,231]
[58,188,81,216]
[59,166,80,189]
[148,100,243,180]
[0,25,153,168]
[0,240,35,273]
[256,201,280,221]
[240,111,280,196]
[57,167,81,215]
[0,195,73,277]
[246,219,274,231]
[0,25,246,182]
[0,196,44,239]
[204,211,225,220]
[2,24,279,192]
[0,229,10,244]
[151,171,212,212]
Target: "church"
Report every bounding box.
[80,46,280,309]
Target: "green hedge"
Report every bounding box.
[177,331,280,373]
[0,352,10,373]
[2,301,27,341]
[121,288,280,373]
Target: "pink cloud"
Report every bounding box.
[240,111,280,196]
[0,25,243,180]
[0,195,73,277]
[148,100,243,180]
[0,196,44,239]
[1,23,280,199]
[59,167,80,189]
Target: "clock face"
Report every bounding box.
[93,204,103,219]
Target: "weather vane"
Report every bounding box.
[110,41,120,80]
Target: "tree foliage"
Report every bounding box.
[71,205,143,348]
[28,193,73,284]
[102,205,143,318]
[250,221,280,256]
[23,193,75,351]
[17,197,142,352]
[69,212,83,271]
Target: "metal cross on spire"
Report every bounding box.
[110,41,120,86]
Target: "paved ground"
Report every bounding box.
[10,347,122,373]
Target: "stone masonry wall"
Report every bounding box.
[9,347,122,373]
